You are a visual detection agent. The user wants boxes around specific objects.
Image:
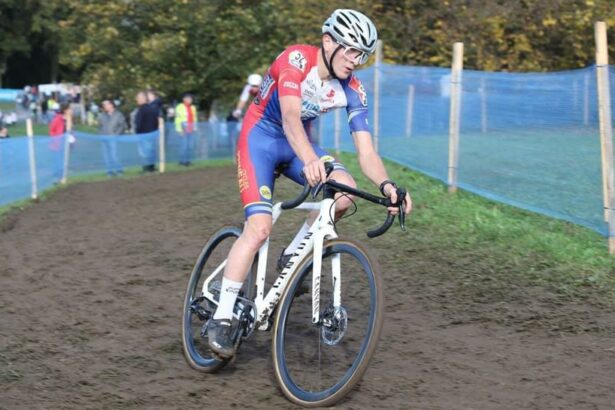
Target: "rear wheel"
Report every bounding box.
[272,239,384,407]
[181,226,255,372]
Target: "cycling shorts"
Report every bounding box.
[236,119,345,218]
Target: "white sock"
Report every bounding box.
[284,221,311,255]
[213,277,243,320]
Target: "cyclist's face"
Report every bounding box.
[323,35,369,80]
[323,35,359,80]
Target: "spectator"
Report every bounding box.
[174,93,198,166]
[47,93,58,113]
[134,91,158,172]
[147,89,164,118]
[99,99,127,177]
[48,103,72,182]
[41,94,49,122]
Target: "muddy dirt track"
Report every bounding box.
[1,166,615,410]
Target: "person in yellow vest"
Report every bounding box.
[174,93,198,166]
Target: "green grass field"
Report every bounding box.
[5,121,98,136]
[2,153,613,303]
[334,127,610,236]
[0,101,15,112]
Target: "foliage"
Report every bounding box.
[44,0,615,111]
[0,0,60,84]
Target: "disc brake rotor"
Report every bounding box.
[321,305,348,346]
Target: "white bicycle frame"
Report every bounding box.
[201,197,342,331]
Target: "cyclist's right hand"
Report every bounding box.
[303,157,327,187]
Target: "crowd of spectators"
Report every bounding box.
[1,84,256,178]
[38,89,199,176]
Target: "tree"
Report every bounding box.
[0,0,60,87]
[54,0,615,112]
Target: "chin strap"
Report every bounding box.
[321,44,343,80]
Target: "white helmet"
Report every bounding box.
[247,73,262,87]
[322,9,378,54]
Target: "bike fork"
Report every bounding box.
[312,238,342,325]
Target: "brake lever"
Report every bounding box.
[312,181,325,199]
[311,162,335,199]
[396,188,407,231]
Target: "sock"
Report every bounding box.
[284,221,310,256]
[213,277,243,320]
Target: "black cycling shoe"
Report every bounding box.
[207,319,235,359]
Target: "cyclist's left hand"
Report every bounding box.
[386,187,412,215]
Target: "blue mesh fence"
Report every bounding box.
[2,65,614,237]
[0,122,236,207]
[319,64,614,237]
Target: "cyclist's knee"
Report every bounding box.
[243,214,272,249]
[331,171,356,212]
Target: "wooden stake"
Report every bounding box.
[448,42,464,193]
[61,115,73,185]
[480,77,487,133]
[26,118,38,199]
[594,21,615,253]
[405,85,415,138]
[373,39,382,152]
[158,117,166,173]
[584,72,590,126]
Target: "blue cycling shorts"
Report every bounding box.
[236,119,345,218]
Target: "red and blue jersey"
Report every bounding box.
[246,44,370,134]
[237,44,370,218]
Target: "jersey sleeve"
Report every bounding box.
[239,85,252,102]
[275,47,310,98]
[344,75,371,133]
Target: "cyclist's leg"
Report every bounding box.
[219,122,278,302]
[209,121,279,357]
[279,147,355,266]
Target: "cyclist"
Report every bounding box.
[208,9,412,358]
[232,73,263,120]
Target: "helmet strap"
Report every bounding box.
[321,44,343,80]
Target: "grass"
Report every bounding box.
[334,128,608,236]
[5,121,98,137]
[0,101,15,112]
[335,152,615,302]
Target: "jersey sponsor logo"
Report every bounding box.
[237,153,250,193]
[303,78,317,98]
[283,81,299,90]
[326,89,335,98]
[349,76,368,107]
[289,50,307,72]
[260,73,275,100]
[301,100,322,119]
[259,185,272,199]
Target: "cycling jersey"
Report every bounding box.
[237,44,371,218]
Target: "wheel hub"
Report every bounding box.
[321,305,348,346]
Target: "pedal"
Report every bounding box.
[190,298,210,321]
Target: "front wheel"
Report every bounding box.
[271,239,384,407]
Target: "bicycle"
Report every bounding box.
[181,163,407,407]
